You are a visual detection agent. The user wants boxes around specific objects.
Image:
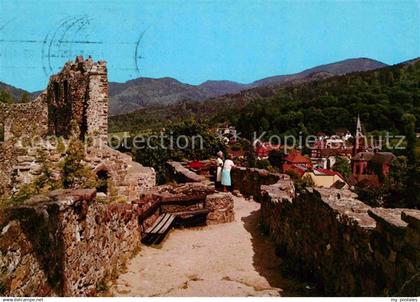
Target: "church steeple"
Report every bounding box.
[353,114,366,155]
[356,114,362,137]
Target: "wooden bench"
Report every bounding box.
[171,208,210,217]
[141,213,176,245]
[141,208,211,245]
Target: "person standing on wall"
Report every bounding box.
[216,151,224,190]
[221,154,234,192]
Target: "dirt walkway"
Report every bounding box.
[110,195,312,297]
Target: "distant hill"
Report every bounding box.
[108,78,248,115]
[1,57,387,112]
[108,57,387,115]
[0,81,30,102]
[251,58,387,87]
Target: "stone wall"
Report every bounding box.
[166,161,208,183]
[0,141,155,202]
[151,182,214,216]
[260,186,420,296]
[161,162,237,225]
[0,189,144,296]
[230,166,419,296]
[0,96,48,142]
[86,146,156,201]
[231,167,294,201]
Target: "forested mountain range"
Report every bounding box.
[107,58,386,115]
[109,58,420,136]
[1,57,387,116]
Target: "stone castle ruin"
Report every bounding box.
[0,56,108,143]
[0,57,418,297]
[0,56,155,200]
[0,57,235,296]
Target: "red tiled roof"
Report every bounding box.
[284,151,311,164]
[283,164,306,177]
[316,168,337,176]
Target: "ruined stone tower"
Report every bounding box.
[0,56,109,143]
[47,56,108,142]
[0,57,156,201]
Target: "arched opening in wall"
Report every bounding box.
[0,122,4,143]
[96,169,109,194]
[53,81,60,102]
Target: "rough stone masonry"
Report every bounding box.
[260,183,420,296]
[230,166,420,296]
[0,163,235,296]
[0,56,155,200]
[0,189,143,296]
[0,64,234,297]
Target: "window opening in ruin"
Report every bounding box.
[97,170,109,193]
[79,83,89,141]
[63,80,69,104]
[48,80,74,139]
[0,122,4,143]
[53,81,60,101]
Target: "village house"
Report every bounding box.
[303,168,347,188]
[283,149,348,188]
[349,115,397,186]
[282,150,313,176]
[350,151,396,186]
[310,133,353,169]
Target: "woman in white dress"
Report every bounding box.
[216,151,224,189]
[221,154,234,192]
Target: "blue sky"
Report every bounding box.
[0,0,419,91]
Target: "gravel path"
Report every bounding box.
[110,195,311,297]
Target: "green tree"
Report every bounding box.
[332,157,351,179]
[402,113,417,164]
[62,137,97,189]
[384,156,409,207]
[132,120,225,184]
[240,139,256,168]
[401,113,419,208]
[34,149,61,192]
[10,149,62,204]
[286,170,314,192]
[268,149,285,169]
[0,89,13,104]
[19,92,30,103]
